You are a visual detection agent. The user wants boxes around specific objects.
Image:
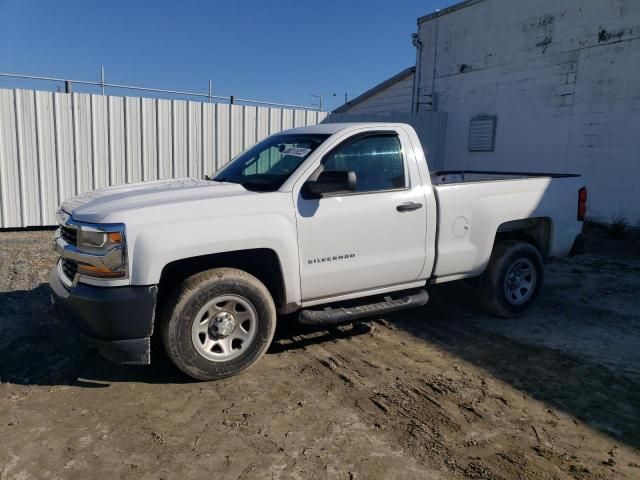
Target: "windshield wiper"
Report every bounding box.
[212,176,279,191]
[239,181,279,192]
[213,176,239,184]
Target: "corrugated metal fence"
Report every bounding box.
[0,88,327,228]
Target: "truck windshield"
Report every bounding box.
[212,133,330,191]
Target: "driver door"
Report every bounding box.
[295,130,427,301]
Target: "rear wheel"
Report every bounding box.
[161,268,276,380]
[478,240,544,318]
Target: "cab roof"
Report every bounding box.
[283,122,408,135]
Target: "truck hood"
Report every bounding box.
[61,178,250,223]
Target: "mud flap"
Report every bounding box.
[97,337,151,365]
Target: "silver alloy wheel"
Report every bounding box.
[191,294,258,362]
[503,258,537,305]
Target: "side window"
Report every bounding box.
[322,134,405,193]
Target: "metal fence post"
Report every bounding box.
[100,66,105,95]
[64,81,72,94]
[230,95,235,104]
[208,80,213,103]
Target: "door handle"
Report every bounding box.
[396,202,423,212]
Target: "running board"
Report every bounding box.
[298,289,429,326]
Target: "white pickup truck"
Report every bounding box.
[50,122,586,380]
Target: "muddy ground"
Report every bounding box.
[0,224,639,479]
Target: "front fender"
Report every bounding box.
[102,193,301,306]
[130,215,299,305]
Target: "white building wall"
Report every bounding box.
[345,73,415,115]
[417,0,640,224]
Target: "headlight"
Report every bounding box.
[75,224,127,279]
[77,227,124,251]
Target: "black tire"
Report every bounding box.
[160,268,276,381]
[477,240,544,318]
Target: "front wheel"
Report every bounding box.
[477,240,544,318]
[160,268,277,380]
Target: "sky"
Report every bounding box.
[0,0,457,111]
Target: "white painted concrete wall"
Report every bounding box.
[416,0,640,224]
[346,72,415,115]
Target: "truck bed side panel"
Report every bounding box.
[433,176,584,281]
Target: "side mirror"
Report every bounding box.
[304,170,357,198]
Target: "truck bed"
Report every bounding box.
[430,170,580,186]
[430,172,584,282]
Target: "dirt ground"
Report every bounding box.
[1,224,639,480]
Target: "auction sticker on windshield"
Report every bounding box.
[282,147,311,157]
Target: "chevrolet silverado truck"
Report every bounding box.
[50,122,586,380]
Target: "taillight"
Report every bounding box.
[578,187,587,221]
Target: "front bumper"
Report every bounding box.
[50,264,157,365]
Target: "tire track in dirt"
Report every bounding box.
[299,319,638,479]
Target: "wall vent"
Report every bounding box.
[468,115,497,152]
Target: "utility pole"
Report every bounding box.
[310,93,323,110]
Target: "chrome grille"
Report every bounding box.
[60,224,77,245]
[60,258,78,280]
